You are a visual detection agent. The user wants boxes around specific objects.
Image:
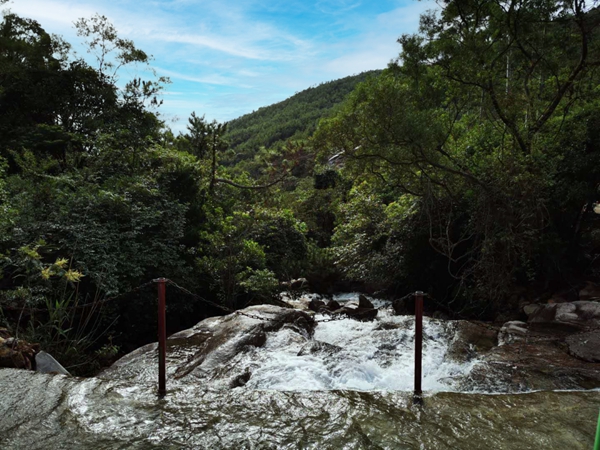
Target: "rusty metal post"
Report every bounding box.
[155,278,167,396]
[414,291,424,404]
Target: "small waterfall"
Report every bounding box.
[244,293,480,392]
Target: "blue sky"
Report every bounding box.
[5,0,435,132]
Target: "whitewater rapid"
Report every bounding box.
[242,293,481,392]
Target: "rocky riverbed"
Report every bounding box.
[1,293,599,449]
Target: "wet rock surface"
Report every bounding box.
[2,293,600,449]
[447,321,498,361]
[498,321,528,345]
[101,305,315,387]
[464,321,600,391]
[0,368,598,450]
[495,297,600,385]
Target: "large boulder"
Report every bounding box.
[100,305,315,387]
[358,294,374,309]
[327,299,341,311]
[391,297,410,315]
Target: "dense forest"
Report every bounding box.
[1,0,600,374]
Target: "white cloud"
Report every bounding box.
[155,67,251,88]
[3,0,433,129]
[6,0,98,27]
[317,1,437,78]
[156,32,277,61]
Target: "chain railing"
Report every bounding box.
[0,280,156,314]
[11,276,577,403]
[1,277,403,324]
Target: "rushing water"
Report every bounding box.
[244,311,480,392]
[1,293,599,449]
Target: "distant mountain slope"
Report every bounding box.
[224,70,381,157]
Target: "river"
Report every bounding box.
[1,293,599,449]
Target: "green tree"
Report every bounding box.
[316,0,600,313]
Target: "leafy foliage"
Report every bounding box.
[316,0,600,315]
[223,71,381,162]
[3,0,600,371]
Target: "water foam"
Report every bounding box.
[244,298,480,392]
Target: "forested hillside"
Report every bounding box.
[2,0,600,375]
[224,71,380,159]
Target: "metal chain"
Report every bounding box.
[166,280,234,315]
[167,280,419,324]
[2,279,462,328]
[1,280,156,314]
[165,280,283,322]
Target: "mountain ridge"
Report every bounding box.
[224,70,381,158]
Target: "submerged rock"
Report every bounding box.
[297,340,342,357]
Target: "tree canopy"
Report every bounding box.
[2,0,600,372]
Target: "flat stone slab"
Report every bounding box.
[566,331,600,363]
